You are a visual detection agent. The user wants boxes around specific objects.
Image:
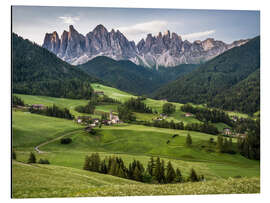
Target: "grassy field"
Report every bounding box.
[12,84,259,198]
[13,111,259,181]
[12,111,84,149]
[12,161,259,198]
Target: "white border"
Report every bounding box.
[1,0,270,202]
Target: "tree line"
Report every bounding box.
[237,118,260,160]
[123,97,153,113]
[12,95,25,106]
[181,104,233,127]
[132,119,219,135]
[83,153,204,184]
[30,104,74,120]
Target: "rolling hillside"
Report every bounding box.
[153,36,260,114]
[12,161,259,198]
[78,56,197,95]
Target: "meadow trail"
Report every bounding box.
[34,129,83,154]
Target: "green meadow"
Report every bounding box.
[12,161,259,198]
[12,84,260,198]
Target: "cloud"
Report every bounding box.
[182,30,216,40]
[117,20,169,42]
[59,16,80,24]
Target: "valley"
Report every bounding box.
[12,83,260,198]
[11,16,260,198]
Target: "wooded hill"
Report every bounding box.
[152,36,260,114]
[12,33,102,99]
[78,56,197,95]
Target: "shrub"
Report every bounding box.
[38,159,50,164]
[189,168,199,182]
[27,152,36,164]
[60,138,72,144]
[186,134,192,147]
[162,103,176,115]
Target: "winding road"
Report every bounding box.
[34,129,82,154]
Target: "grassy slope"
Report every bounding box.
[12,84,259,197]
[12,161,259,198]
[12,111,84,149]
[13,111,259,180]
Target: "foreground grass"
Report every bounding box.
[12,161,259,198]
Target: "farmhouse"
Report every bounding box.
[76,116,91,124]
[223,128,232,135]
[110,111,120,124]
[31,104,45,110]
[160,113,167,119]
[185,113,193,117]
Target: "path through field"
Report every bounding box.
[34,129,82,154]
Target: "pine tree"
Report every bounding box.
[83,155,91,170]
[147,156,155,176]
[108,158,117,175]
[100,160,107,174]
[189,168,199,182]
[154,157,161,182]
[166,161,176,183]
[27,152,36,164]
[159,160,166,183]
[133,165,142,181]
[175,168,183,183]
[186,133,192,147]
[217,135,224,153]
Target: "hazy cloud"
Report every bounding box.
[59,16,80,24]
[118,20,169,42]
[182,30,216,40]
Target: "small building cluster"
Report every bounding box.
[76,110,122,127]
[31,104,45,110]
[153,113,168,121]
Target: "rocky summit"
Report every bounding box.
[42,24,248,68]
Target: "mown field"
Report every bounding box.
[12,84,259,198]
[12,161,260,198]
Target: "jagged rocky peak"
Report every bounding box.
[43,31,60,54]
[42,24,249,68]
[93,24,109,35]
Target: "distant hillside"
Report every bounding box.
[78,56,197,95]
[12,33,102,99]
[210,69,260,114]
[152,36,260,114]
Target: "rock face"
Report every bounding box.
[42,24,249,68]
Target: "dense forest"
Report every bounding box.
[78,56,197,95]
[12,33,101,99]
[210,69,260,114]
[83,153,203,184]
[153,36,260,114]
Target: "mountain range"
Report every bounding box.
[42,24,248,68]
[152,36,260,114]
[13,31,260,114]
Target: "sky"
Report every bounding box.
[12,6,260,45]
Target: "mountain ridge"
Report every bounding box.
[42,24,248,68]
[152,36,260,114]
